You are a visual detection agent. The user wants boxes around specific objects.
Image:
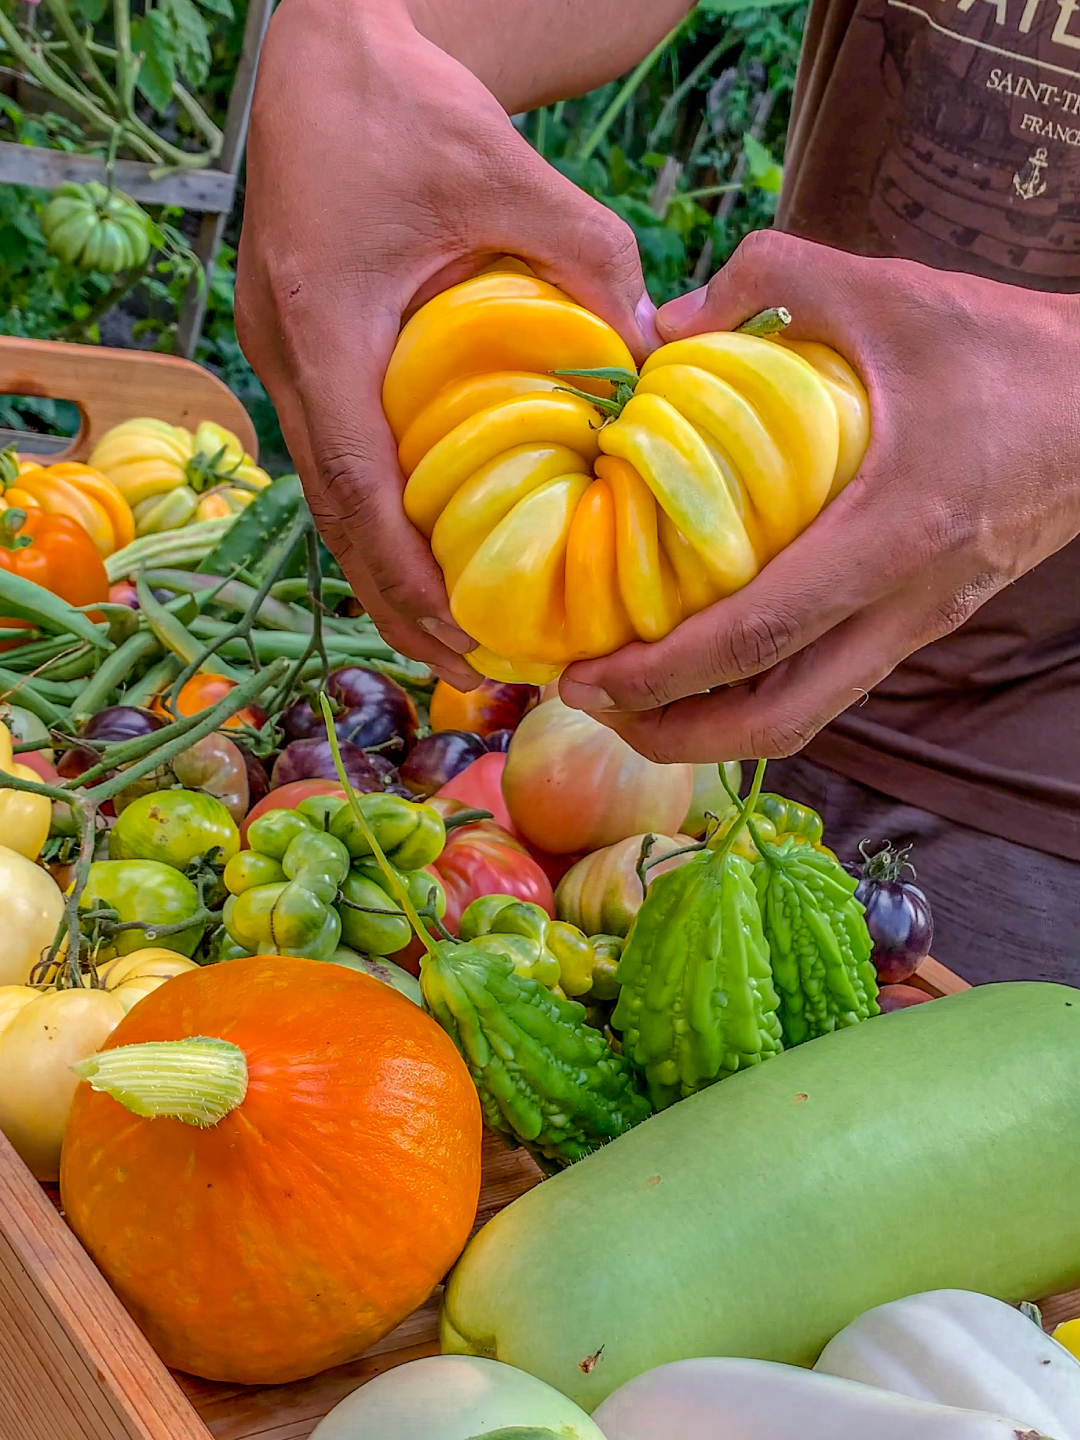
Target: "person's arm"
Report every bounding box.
[404,0,695,113]
[236,0,690,688]
[558,230,1080,762]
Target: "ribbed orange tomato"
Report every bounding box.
[60,955,482,1384]
[152,673,266,730]
[429,677,538,737]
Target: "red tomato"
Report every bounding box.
[878,984,934,1013]
[17,750,59,785]
[429,819,555,936]
[434,755,578,887]
[240,779,346,845]
[435,752,516,833]
[108,580,140,609]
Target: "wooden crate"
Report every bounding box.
[0,335,258,463]
[2,957,1078,1440]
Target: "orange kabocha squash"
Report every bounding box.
[60,955,482,1384]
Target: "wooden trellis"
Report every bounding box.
[0,0,274,359]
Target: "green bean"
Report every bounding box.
[35,644,98,682]
[0,635,79,671]
[186,620,394,661]
[269,577,355,604]
[0,571,113,650]
[0,671,68,726]
[121,653,181,710]
[71,631,162,728]
[142,568,314,633]
[136,572,243,682]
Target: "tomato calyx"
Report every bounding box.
[0,508,34,552]
[551,308,791,423]
[552,365,639,421]
[184,443,243,494]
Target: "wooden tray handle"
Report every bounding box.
[0,336,259,463]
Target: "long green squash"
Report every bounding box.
[441,983,1080,1410]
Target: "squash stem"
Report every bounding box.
[71,1037,248,1127]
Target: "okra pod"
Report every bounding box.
[105,519,233,583]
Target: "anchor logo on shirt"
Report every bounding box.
[1013,147,1049,200]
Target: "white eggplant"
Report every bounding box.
[590,1357,1053,1440]
[815,1289,1080,1440]
[310,1355,605,1440]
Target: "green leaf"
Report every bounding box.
[193,0,234,16]
[131,11,177,114]
[742,133,784,193]
[698,0,798,11]
[161,0,213,89]
[71,0,108,22]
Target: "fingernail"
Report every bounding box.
[561,682,615,712]
[635,292,661,350]
[418,617,476,654]
[656,286,706,335]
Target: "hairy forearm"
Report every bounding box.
[402,0,696,111]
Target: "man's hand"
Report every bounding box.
[236,0,680,687]
[559,230,1080,761]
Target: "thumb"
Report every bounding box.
[655,229,861,347]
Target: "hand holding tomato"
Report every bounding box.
[235,0,675,687]
[560,230,1080,766]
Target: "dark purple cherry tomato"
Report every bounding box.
[81,705,164,744]
[281,668,418,759]
[236,746,270,809]
[366,753,400,788]
[853,842,934,986]
[399,730,488,796]
[328,668,418,755]
[485,729,514,753]
[270,737,382,792]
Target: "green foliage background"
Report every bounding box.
[0,0,804,461]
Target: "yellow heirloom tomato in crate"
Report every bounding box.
[89,417,272,536]
[386,270,870,684]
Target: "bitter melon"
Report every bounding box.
[421,940,652,1165]
[612,848,783,1111]
[754,836,879,1046]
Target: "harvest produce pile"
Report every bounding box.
[1,289,1078,1440]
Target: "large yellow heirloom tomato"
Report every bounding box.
[387,272,870,684]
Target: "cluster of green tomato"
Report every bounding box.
[221,793,447,962]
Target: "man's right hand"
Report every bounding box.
[236,0,669,686]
